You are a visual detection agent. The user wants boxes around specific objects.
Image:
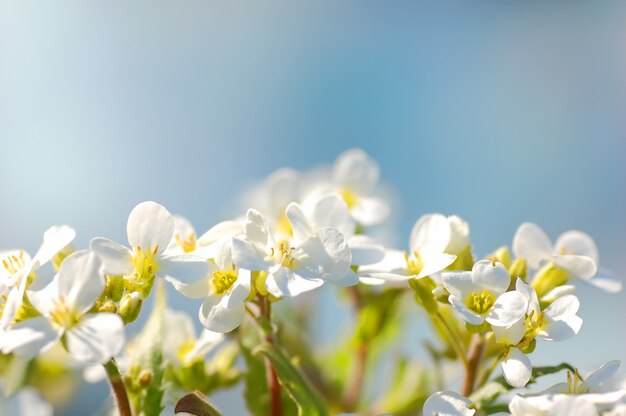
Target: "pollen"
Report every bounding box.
[175,233,197,253]
[339,188,358,209]
[270,241,296,269]
[131,245,160,281]
[2,251,26,275]
[466,289,495,314]
[524,310,545,338]
[49,296,81,329]
[404,250,424,275]
[212,269,238,295]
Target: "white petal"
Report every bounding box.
[417,253,457,279]
[27,275,59,316]
[164,215,196,255]
[423,390,475,416]
[89,238,133,276]
[410,213,451,255]
[512,223,553,269]
[502,348,532,388]
[540,315,582,342]
[332,148,379,194]
[66,313,125,363]
[311,193,356,237]
[449,295,484,325]
[441,271,474,299]
[2,317,61,358]
[552,255,597,280]
[231,237,271,271]
[544,295,580,321]
[347,235,385,266]
[582,361,621,391]
[351,196,389,226]
[32,225,76,267]
[492,319,526,346]
[225,269,251,308]
[549,396,598,416]
[472,260,510,296]
[446,215,470,255]
[184,330,225,363]
[555,230,599,264]
[582,268,622,293]
[358,276,387,285]
[169,274,212,299]
[265,267,323,298]
[126,201,174,252]
[163,308,196,362]
[359,249,409,277]
[296,228,351,282]
[197,220,244,246]
[509,395,544,416]
[244,209,271,247]
[198,295,245,333]
[541,285,576,303]
[331,270,359,287]
[285,202,314,243]
[486,291,529,327]
[57,251,105,314]
[159,255,208,286]
[516,278,540,314]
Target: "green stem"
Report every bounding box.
[258,297,282,416]
[434,312,469,367]
[103,358,132,416]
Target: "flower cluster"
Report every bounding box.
[0,148,623,416]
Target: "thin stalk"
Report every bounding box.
[345,286,367,411]
[462,334,485,396]
[434,312,469,367]
[259,297,282,416]
[103,358,132,416]
[477,351,505,389]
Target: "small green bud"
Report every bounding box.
[509,258,527,281]
[105,275,125,302]
[119,292,142,324]
[409,277,438,314]
[447,245,475,271]
[138,370,153,388]
[488,246,512,269]
[98,300,117,313]
[518,338,536,354]
[531,263,569,297]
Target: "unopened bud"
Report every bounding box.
[106,275,125,302]
[447,245,475,271]
[138,370,153,388]
[409,277,438,314]
[119,292,142,324]
[509,258,527,281]
[488,246,512,269]
[531,263,569,297]
[518,338,536,354]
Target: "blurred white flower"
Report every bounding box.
[0,386,53,416]
[2,251,125,364]
[163,308,225,366]
[423,391,475,416]
[163,214,242,259]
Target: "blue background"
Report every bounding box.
[1,2,625,414]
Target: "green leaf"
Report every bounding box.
[174,391,222,416]
[134,282,167,416]
[253,343,328,416]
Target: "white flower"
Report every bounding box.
[90,201,208,293]
[1,225,76,329]
[304,148,389,226]
[493,278,583,388]
[0,386,53,416]
[163,214,242,259]
[299,193,385,267]
[423,391,475,416]
[173,238,251,333]
[359,213,458,285]
[232,208,351,298]
[163,308,225,366]
[513,223,619,292]
[2,250,125,364]
[510,361,626,415]
[441,260,527,327]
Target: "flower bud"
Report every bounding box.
[119,292,142,324]
[106,275,125,302]
[509,258,527,281]
[518,338,536,354]
[98,300,117,313]
[447,245,474,271]
[409,277,438,314]
[488,246,512,269]
[138,370,153,388]
[531,263,569,297]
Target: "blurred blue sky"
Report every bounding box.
[1,1,625,414]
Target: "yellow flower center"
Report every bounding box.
[524,310,545,338]
[2,251,26,276]
[131,246,160,281]
[177,340,197,364]
[49,297,81,329]
[339,188,358,209]
[404,250,424,275]
[175,233,197,253]
[212,268,238,295]
[466,289,495,314]
[269,241,296,269]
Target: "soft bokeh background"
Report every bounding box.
[1,1,625,414]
